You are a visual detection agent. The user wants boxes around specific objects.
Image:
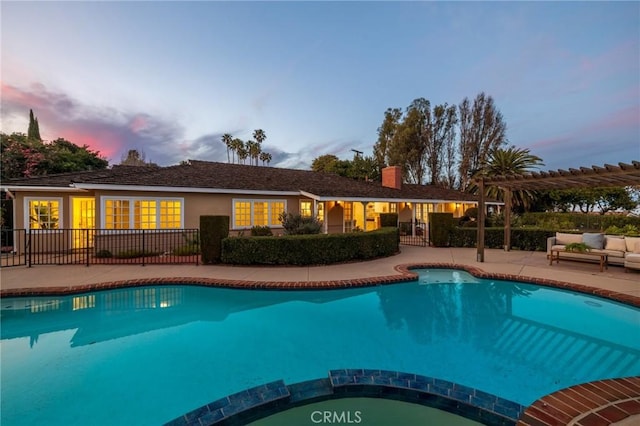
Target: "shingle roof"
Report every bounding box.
[3,160,485,202]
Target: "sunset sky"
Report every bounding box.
[1,1,638,171]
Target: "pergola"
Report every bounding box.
[474,161,640,262]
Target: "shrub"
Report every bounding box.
[428,213,454,247]
[221,227,398,265]
[200,215,229,264]
[379,213,398,227]
[520,212,640,231]
[251,226,273,236]
[604,224,639,236]
[449,227,555,251]
[95,249,112,258]
[464,207,478,220]
[279,212,322,235]
[172,245,200,256]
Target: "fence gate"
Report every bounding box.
[1,229,27,267]
[399,221,428,247]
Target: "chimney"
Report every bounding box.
[382,166,402,190]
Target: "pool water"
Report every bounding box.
[1,269,639,425]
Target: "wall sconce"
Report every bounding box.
[335,201,340,206]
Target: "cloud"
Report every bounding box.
[0,82,329,169]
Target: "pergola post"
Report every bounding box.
[503,188,512,251]
[477,178,485,262]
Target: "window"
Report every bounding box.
[300,201,312,217]
[103,198,183,230]
[389,203,397,213]
[316,202,325,222]
[27,199,61,230]
[344,201,354,232]
[233,199,286,229]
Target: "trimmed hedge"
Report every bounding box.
[520,212,640,231]
[449,227,555,251]
[379,213,398,227]
[200,215,229,264]
[428,213,454,247]
[221,227,399,265]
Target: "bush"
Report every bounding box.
[428,213,454,247]
[464,207,478,220]
[95,249,112,258]
[379,213,398,227]
[520,212,640,231]
[172,245,200,256]
[279,212,322,235]
[221,227,399,265]
[200,215,229,264]
[604,224,640,236]
[251,226,273,236]
[449,227,555,251]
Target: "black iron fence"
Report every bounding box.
[0,228,200,267]
[398,221,428,247]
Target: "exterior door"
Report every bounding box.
[72,197,96,249]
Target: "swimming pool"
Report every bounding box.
[1,269,639,425]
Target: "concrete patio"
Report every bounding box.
[2,246,638,298]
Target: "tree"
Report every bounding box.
[373,108,402,169]
[120,149,156,166]
[428,103,457,186]
[458,93,507,190]
[548,188,638,214]
[246,140,261,166]
[235,139,249,164]
[230,138,244,164]
[221,133,233,163]
[476,146,544,210]
[259,152,272,165]
[27,109,42,142]
[311,154,339,173]
[1,132,108,180]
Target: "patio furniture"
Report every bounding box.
[549,249,608,272]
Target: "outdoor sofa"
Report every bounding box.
[547,232,640,271]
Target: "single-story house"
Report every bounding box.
[1,160,501,252]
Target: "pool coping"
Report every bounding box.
[164,369,525,426]
[1,262,639,308]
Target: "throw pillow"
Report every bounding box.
[582,233,604,249]
[555,232,582,246]
[625,237,640,253]
[604,236,626,252]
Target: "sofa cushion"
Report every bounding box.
[604,236,626,252]
[582,233,604,249]
[555,232,582,245]
[635,241,640,254]
[625,237,640,253]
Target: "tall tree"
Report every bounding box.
[474,146,544,210]
[221,133,233,163]
[548,188,637,214]
[458,93,507,190]
[27,109,42,141]
[427,103,457,186]
[373,108,402,169]
[231,138,244,164]
[311,154,340,173]
[259,152,272,165]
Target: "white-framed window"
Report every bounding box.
[25,198,62,230]
[101,197,183,230]
[300,200,312,217]
[232,199,286,229]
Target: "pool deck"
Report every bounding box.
[1,245,639,426]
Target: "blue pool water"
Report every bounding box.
[1,269,639,425]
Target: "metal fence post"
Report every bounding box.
[142,229,146,267]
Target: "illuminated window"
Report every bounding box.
[233,199,286,229]
[300,201,312,217]
[103,197,182,229]
[344,201,354,232]
[270,201,285,225]
[316,202,325,222]
[234,201,251,227]
[104,200,131,229]
[134,200,157,229]
[254,202,268,226]
[27,199,61,229]
[389,203,397,213]
[159,200,181,229]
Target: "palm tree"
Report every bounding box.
[222,133,233,163]
[231,138,245,164]
[259,152,272,166]
[236,140,249,164]
[247,140,261,165]
[253,129,266,146]
[476,146,544,210]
